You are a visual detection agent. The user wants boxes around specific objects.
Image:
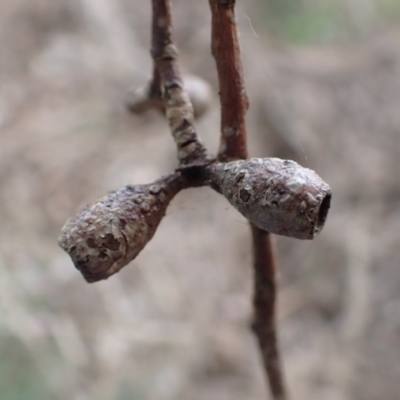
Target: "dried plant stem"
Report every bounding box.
[151,0,209,166]
[149,65,162,100]
[251,226,286,400]
[209,0,249,161]
[208,0,287,398]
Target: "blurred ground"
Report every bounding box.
[1,1,400,399]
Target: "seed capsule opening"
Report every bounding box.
[208,158,332,240]
[315,191,331,235]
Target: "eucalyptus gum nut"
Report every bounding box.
[209,158,331,239]
[183,75,213,119]
[125,86,154,113]
[58,174,183,283]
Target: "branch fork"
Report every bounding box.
[58,1,332,399]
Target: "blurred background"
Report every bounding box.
[1,0,400,399]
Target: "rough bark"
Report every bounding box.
[151,0,209,165]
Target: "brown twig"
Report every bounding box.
[208,0,287,398]
[151,0,210,166]
[148,65,163,100]
[209,0,249,162]
[251,226,286,400]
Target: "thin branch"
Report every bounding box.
[208,1,287,398]
[126,67,213,119]
[148,65,163,100]
[209,0,249,161]
[251,226,286,400]
[151,0,210,166]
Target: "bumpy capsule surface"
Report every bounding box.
[58,174,183,283]
[209,158,331,239]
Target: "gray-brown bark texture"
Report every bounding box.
[151,0,209,165]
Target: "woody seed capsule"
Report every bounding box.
[209,158,331,239]
[58,173,183,283]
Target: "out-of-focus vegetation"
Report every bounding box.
[253,0,400,43]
